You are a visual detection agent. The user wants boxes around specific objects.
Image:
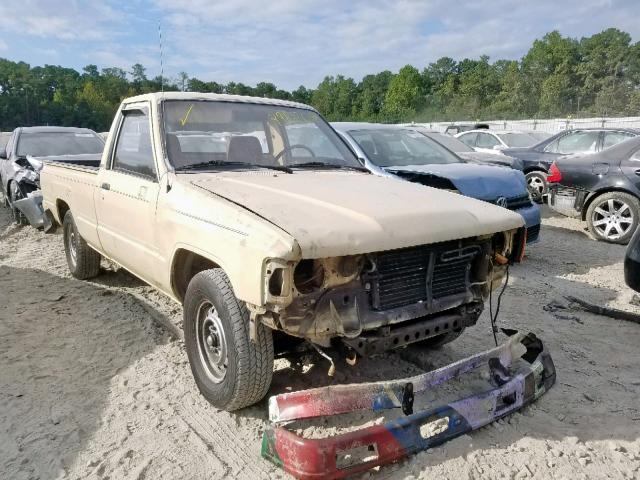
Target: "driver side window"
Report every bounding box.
[112,109,157,180]
[476,133,500,148]
[458,133,477,147]
[547,131,599,154]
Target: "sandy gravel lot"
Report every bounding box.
[1,200,640,480]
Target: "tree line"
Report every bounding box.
[0,28,639,132]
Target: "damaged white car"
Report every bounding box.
[0,126,103,226]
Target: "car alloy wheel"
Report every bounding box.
[591,198,634,241]
[526,173,546,201]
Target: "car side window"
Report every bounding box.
[458,133,477,147]
[112,109,157,180]
[629,149,640,162]
[476,133,500,148]
[550,131,599,154]
[603,131,635,150]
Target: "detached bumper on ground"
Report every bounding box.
[13,191,45,228]
[261,331,556,480]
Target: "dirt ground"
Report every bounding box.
[1,201,640,480]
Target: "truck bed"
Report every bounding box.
[43,153,102,172]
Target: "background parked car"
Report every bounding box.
[547,135,640,244]
[455,130,540,157]
[503,127,640,202]
[408,128,524,171]
[333,122,541,243]
[443,123,489,135]
[624,225,640,292]
[0,126,104,224]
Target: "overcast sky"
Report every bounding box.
[0,0,638,90]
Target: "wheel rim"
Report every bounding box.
[527,174,545,197]
[196,301,228,383]
[591,198,634,240]
[67,227,78,266]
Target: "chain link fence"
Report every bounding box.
[405,116,640,133]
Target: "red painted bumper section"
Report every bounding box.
[261,331,555,479]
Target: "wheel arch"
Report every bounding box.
[582,187,640,220]
[55,199,71,224]
[523,166,548,175]
[170,247,223,303]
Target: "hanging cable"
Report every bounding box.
[489,265,510,347]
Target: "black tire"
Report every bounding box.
[419,328,465,349]
[9,182,28,225]
[183,269,274,411]
[586,191,640,245]
[525,171,547,203]
[63,210,101,279]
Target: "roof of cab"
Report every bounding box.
[123,91,317,111]
[17,126,98,134]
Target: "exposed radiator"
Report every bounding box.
[368,241,481,311]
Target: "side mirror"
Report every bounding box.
[493,145,504,151]
[0,149,7,159]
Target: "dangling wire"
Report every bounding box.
[489,265,510,347]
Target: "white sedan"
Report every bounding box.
[455,130,540,155]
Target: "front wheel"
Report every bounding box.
[183,269,274,411]
[586,192,639,244]
[525,171,547,203]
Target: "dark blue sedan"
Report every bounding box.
[332,122,541,243]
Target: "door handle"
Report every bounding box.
[101,182,110,190]
[635,169,640,176]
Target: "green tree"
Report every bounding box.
[383,65,423,121]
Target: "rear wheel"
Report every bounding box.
[525,171,547,203]
[183,269,274,411]
[9,182,28,225]
[63,210,102,279]
[586,192,639,244]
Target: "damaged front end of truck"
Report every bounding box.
[253,227,526,355]
[262,330,556,480]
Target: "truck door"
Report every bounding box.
[94,103,163,285]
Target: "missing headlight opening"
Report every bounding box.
[293,259,325,293]
[268,268,285,296]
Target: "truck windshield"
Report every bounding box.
[349,129,462,167]
[162,100,361,170]
[17,132,104,157]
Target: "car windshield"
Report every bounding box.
[0,132,11,151]
[496,132,538,148]
[349,129,461,167]
[16,131,104,157]
[423,132,474,152]
[162,100,360,170]
[527,131,552,142]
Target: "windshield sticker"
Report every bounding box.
[269,110,315,125]
[179,104,195,126]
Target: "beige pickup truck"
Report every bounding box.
[41,92,526,410]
